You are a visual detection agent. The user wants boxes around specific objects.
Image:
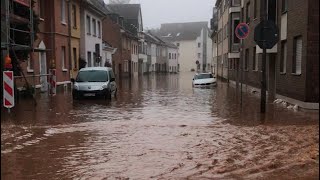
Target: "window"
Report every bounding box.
[97,21,101,37]
[233,19,240,43]
[246,2,250,23]
[244,49,249,70]
[92,18,96,36]
[282,0,288,13]
[72,4,77,28]
[254,0,257,18]
[198,53,201,58]
[86,15,91,35]
[73,48,77,69]
[27,55,33,72]
[87,51,92,67]
[198,43,201,48]
[280,41,287,73]
[38,0,45,19]
[292,36,302,74]
[61,0,66,23]
[176,43,180,47]
[268,0,277,23]
[252,47,258,70]
[61,46,66,70]
[93,52,97,66]
[169,53,171,59]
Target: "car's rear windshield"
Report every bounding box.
[194,74,213,79]
[76,70,108,82]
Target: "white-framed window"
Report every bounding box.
[292,36,302,75]
[97,21,101,38]
[280,41,287,73]
[87,51,92,67]
[73,48,77,69]
[61,46,67,70]
[198,53,201,58]
[27,55,34,72]
[61,0,66,23]
[198,43,201,48]
[92,18,96,36]
[86,15,91,35]
[72,4,77,28]
[38,0,45,20]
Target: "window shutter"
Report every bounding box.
[296,37,302,74]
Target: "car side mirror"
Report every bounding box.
[111,77,115,82]
[71,78,75,83]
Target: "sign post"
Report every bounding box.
[254,3,279,113]
[235,23,250,107]
[3,71,15,112]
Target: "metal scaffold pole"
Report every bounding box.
[30,0,36,106]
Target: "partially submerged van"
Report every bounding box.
[71,67,117,100]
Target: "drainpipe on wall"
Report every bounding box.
[67,0,72,79]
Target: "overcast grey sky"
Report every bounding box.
[105,0,215,29]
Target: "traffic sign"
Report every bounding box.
[3,71,15,109]
[254,20,279,49]
[235,23,250,40]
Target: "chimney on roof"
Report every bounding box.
[108,13,119,24]
[119,16,124,27]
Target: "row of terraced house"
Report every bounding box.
[1,0,179,94]
[210,0,319,109]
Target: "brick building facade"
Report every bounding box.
[212,0,319,109]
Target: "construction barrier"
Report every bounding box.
[49,69,56,96]
[3,71,15,109]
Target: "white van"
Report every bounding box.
[71,67,117,100]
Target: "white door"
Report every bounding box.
[39,52,48,92]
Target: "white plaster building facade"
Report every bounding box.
[157,22,212,73]
[80,7,104,67]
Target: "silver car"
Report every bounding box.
[71,67,117,100]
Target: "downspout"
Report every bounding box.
[67,0,72,78]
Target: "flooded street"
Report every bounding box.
[1,73,319,179]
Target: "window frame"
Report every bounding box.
[73,48,77,70]
[292,36,302,75]
[61,0,66,24]
[246,1,250,23]
[72,4,77,28]
[281,0,288,13]
[87,51,92,67]
[86,15,91,35]
[61,46,67,71]
[280,40,287,74]
[92,18,96,36]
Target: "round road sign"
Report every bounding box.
[235,23,250,40]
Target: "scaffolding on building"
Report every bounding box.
[1,0,37,106]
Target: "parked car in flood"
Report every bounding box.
[71,67,117,100]
[192,73,217,88]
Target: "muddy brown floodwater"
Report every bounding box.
[1,73,319,180]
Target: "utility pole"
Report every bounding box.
[260,0,267,113]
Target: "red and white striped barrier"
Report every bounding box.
[3,71,14,108]
[49,69,56,95]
